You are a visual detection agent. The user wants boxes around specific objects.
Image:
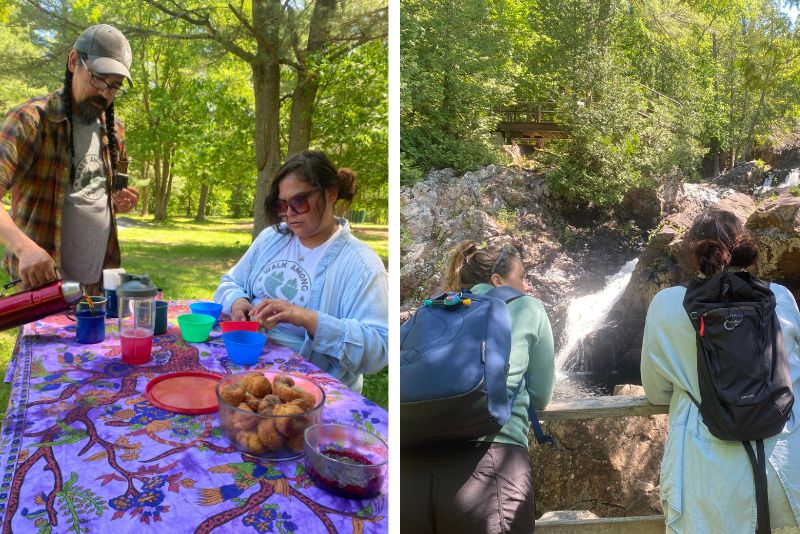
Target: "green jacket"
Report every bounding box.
[472,283,555,449]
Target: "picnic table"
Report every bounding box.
[0,301,388,533]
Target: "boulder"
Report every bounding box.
[530,386,667,518]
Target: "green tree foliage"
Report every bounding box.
[402,0,800,206]
[401,0,520,181]
[2,1,387,227]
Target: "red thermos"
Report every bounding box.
[0,280,84,331]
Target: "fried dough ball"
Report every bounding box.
[231,403,256,431]
[244,392,261,411]
[258,394,282,416]
[286,433,305,453]
[242,373,271,398]
[236,431,266,455]
[257,419,283,451]
[273,403,306,436]
[274,380,309,404]
[273,375,295,387]
[290,395,316,412]
[219,384,246,406]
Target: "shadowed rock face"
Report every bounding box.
[530,386,668,518]
[566,188,800,378]
[401,165,643,353]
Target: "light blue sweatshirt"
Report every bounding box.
[641,282,800,533]
[214,218,388,392]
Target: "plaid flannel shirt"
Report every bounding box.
[0,89,125,287]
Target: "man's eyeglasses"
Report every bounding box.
[492,243,519,275]
[273,189,319,216]
[80,57,127,97]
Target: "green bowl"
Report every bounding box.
[177,313,215,343]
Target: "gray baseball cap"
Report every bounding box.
[74,24,133,85]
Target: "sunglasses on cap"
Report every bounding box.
[273,189,320,216]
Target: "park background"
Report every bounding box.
[0,0,389,413]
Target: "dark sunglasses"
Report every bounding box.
[273,189,319,216]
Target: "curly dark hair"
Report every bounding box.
[687,209,759,277]
[264,150,358,230]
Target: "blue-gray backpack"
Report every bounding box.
[400,286,553,448]
[683,271,794,534]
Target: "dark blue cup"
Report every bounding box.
[76,310,106,344]
[104,289,119,318]
[154,301,169,335]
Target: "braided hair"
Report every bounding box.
[63,54,119,177]
[62,62,75,176]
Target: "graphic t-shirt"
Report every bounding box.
[59,118,111,284]
[252,226,342,338]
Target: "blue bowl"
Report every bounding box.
[189,302,223,323]
[222,331,267,365]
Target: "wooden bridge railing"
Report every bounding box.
[535,395,669,533]
[496,101,559,125]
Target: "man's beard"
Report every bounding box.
[76,96,108,123]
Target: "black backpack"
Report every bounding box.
[683,271,794,534]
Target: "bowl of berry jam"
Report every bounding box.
[303,423,388,499]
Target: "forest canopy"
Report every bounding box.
[401,0,800,205]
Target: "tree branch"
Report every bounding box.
[142,0,256,63]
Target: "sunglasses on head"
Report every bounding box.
[273,189,319,216]
[492,243,519,275]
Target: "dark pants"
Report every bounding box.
[401,442,536,534]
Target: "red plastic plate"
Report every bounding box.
[145,371,222,415]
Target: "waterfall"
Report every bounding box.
[555,259,638,371]
[784,168,800,188]
[755,174,773,195]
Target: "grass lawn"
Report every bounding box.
[0,215,389,418]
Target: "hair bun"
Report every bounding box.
[692,239,731,277]
[730,232,758,269]
[337,168,358,201]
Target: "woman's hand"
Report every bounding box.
[252,299,318,336]
[230,297,254,321]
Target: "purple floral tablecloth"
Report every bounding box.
[0,302,388,533]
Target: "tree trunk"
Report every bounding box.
[153,148,172,221]
[195,183,209,222]
[251,0,283,239]
[138,161,150,216]
[712,32,720,177]
[139,185,148,216]
[740,84,769,164]
[287,0,336,155]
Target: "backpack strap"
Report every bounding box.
[513,374,555,446]
[486,285,525,305]
[486,285,554,446]
[743,440,771,534]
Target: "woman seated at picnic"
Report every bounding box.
[401,240,555,534]
[214,150,388,392]
[641,209,800,533]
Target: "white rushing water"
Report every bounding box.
[555,258,639,371]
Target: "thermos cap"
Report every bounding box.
[117,274,157,298]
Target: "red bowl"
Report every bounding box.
[220,321,260,333]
